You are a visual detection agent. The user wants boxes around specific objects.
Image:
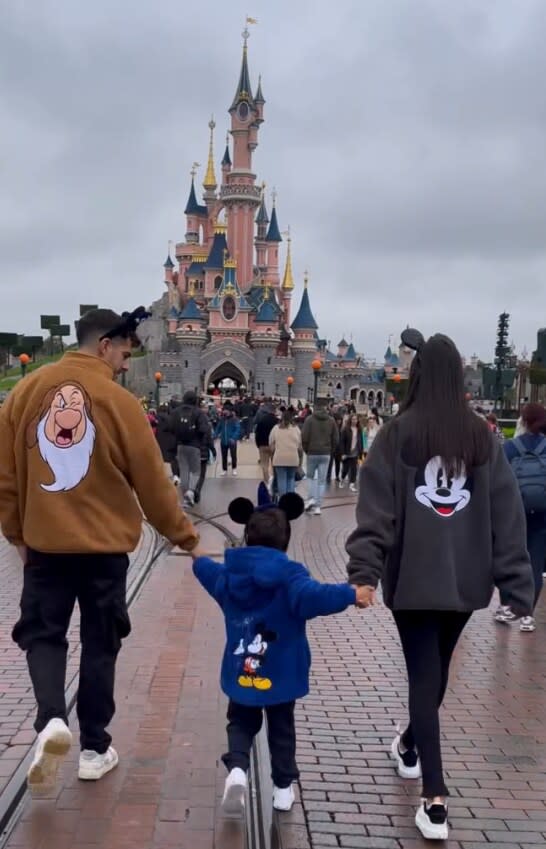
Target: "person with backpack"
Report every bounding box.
[168,391,211,507]
[214,405,242,476]
[497,403,546,632]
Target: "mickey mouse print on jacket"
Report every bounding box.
[234,623,277,691]
[415,457,472,518]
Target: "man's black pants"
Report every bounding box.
[222,699,299,789]
[12,550,131,754]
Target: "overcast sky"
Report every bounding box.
[2,0,546,361]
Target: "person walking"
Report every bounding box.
[169,391,211,507]
[497,403,546,631]
[155,403,180,484]
[269,410,303,497]
[339,414,363,492]
[0,308,202,795]
[345,329,533,842]
[327,413,344,485]
[215,406,242,476]
[366,406,382,452]
[302,402,339,516]
[255,402,279,484]
[194,410,217,505]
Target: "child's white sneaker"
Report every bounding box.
[27,718,72,796]
[222,767,247,815]
[78,746,119,780]
[273,784,295,811]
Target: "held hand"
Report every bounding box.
[354,585,376,609]
[189,546,208,560]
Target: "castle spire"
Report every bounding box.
[266,190,282,242]
[255,74,265,104]
[291,273,318,330]
[221,131,232,167]
[281,228,294,291]
[230,26,255,111]
[203,118,217,190]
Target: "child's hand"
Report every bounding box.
[189,546,208,560]
[355,585,376,608]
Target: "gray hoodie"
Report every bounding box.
[346,419,534,615]
[302,410,339,456]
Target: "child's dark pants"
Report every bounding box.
[222,699,299,788]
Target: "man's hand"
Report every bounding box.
[189,546,208,560]
[354,585,376,608]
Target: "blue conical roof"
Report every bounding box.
[230,43,255,111]
[256,196,269,225]
[222,144,232,167]
[266,205,282,242]
[180,297,203,320]
[205,231,229,269]
[163,254,174,269]
[255,298,278,323]
[291,288,318,331]
[184,177,207,216]
[344,343,357,360]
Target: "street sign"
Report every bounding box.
[79,304,98,316]
[0,333,18,348]
[22,336,44,349]
[49,324,70,337]
[40,315,60,331]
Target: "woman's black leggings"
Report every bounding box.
[393,610,471,798]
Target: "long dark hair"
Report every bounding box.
[400,333,491,473]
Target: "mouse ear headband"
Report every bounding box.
[401,328,425,353]
[100,306,151,345]
[228,482,305,526]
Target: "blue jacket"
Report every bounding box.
[193,547,356,706]
[214,416,241,446]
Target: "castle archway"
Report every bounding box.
[206,361,248,393]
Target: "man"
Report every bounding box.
[302,401,339,516]
[0,308,203,795]
[168,390,210,507]
[254,401,279,484]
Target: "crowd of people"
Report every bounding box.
[0,307,542,844]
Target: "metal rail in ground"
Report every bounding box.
[0,525,164,848]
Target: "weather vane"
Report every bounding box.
[191,161,201,178]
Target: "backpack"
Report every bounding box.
[510,436,546,513]
[175,408,197,445]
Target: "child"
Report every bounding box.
[192,484,372,815]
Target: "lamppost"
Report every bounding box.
[19,353,30,378]
[287,375,294,406]
[154,371,162,409]
[311,358,322,405]
[392,372,402,406]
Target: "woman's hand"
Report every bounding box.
[355,585,376,608]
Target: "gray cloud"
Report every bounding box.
[1,0,545,361]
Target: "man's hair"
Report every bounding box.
[245,509,291,551]
[77,309,125,346]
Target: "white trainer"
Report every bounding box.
[273,784,295,811]
[349,483,357,492]
[78,746,119,780]
[415,801,448,840]
[520,616,536,632]
[220,471,227,477]
[390,734,421,779]
[313,507,322,516]
[27,718,72,796]
[222,767,247,815]
[304,498,315,511]
[232,469,238,476]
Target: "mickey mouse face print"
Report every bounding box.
[415,457,472,518]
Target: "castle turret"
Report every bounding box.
[221,133,232,182]
[291,272,319,401]
[184,170,207,244]
[176,284,208,393]
[281,229,295,326]
[264,193,282,286]
[251,286,281,396]
[255,186,269,272]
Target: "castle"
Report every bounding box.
[133,27,394,407]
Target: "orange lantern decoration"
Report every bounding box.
[392,373,402,383]
[286,375,294,405]
[19,352,31,377]
[286,375,294,386]
[311,358,322,371]
[154,371,163,383]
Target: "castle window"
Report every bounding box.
[222,295,237,321]
[214,275,223,290]
[185,361,189,368]
[275,384,279,395]
[267,357,271,365]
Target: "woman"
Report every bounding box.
[327,413,344,485]
[339,414,363,492]
[498,403,546,631]
[269,410,302,496]
[366,406,382,452]
[346,329,533,842]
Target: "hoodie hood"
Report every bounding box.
[313,410,330,421]
[221,547,289,609]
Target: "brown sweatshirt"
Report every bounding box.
[0,352,199,554]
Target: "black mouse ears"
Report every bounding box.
[228,484,305,526]
[100,306,151,343]
[401,327,425,353]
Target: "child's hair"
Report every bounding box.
[245,509,291,551]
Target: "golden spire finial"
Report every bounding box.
[203,118,217,190]
[281,227,294,292]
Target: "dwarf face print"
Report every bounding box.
[415,457,471,518]
[27,383,96,493]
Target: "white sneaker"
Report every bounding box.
[184,490,195,507]
[27,718,72,796]
[494,604,517,624]
[520,616,536,632]
[415,801,448,840]
[349,483,357,492]
[78,746,119,780]
[304,498,315,512]
[338,480,346,489]
[390,734,421,779]
[273,784,295,811]
[232,469,238,476]
[313,507,322,516]
[222,767,247,815]
[172,475,180,486]
[220,471,227,477]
